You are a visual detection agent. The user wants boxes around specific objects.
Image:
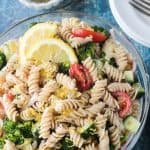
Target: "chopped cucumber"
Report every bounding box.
[123,70,134,83]
[133,83,145,98]
[124,116,140,133]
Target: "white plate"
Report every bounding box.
[109,0,150,47]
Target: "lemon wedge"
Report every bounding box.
[28,38,78,64]
[19,22,58,64]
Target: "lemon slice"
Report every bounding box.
[28,38,78,64]
[19,22,58,64]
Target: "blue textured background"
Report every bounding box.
[0,0,150,149]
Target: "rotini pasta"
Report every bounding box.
[90,79,107,104]
[56,73,76,90]
[98,131,110,150]
[109,126,121,150]
[69,127,85,148]
[81,143,98,150]
[40,107,55,139]
[54,99,83,113]
[28,66,40,94]
[103,91,119,109]
[104,108,121,128]
[114,45,128,71]
[3,140,18,150]
[2,95,19,121]
[108,82,132,93]
[45,125,68,148]
[38,80,58,102]
[20,107,40,121]
[82,57,98,82]
[103,63,123,82]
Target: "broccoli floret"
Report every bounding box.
[5,129,24,145]
[0,52,6,70]
[77,43,96,61]
[59,63,70,74]
[0,137,5,149]
[17,121,33,138]
[3,119,33,145]
[93,26,110,38]
[60,137,76,150]
[81,123,96,139]
[3,119,16,133]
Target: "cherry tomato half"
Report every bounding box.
[69,63,93,91]
[113,92,132,118]
[6,92,14,101]
[72,28,107,42]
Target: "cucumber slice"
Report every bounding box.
[133,83,145,98]
[124,116,140,133]
[123,70,134,83]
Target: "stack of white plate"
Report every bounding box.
[109,0,150,47]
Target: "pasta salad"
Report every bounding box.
[0,17,145,150]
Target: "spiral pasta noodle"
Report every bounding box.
[13,93,30,109]
[38,80,58,102]
[95,114,107,132]
[103,63,123,82]
[3,140,18,150]
[114,45,128,71]
[54,99,82,113]
[28,66,40,95]
[103,91,119,109]
[81,143,98,150]
[109,126,121,150]
[45,125,68,148]
[67,108,87,119]
[102,38,116,59]
[56,73,76,90]
[59,27,92,49]
[86,102,105,117]
[16,60,35,81]
[20,107,39,121]
[40,107,55,139]
[69,127,85,148]
[82,57,98,82]
[104,108,121,128]
[6,73,25,86]
[2,95,19,121]
[98,131,110,150]
[108,82,132,93]
[32,101,49,113]
[61,17,92,30]
[90,79,107,104]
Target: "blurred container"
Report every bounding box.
[18,0,73,10]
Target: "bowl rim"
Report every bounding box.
[0,11,149,149]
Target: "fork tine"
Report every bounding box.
[130,0,150,16]
[143,0,150,5]
[134,0,150,10]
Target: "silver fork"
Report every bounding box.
[129,0,150,16]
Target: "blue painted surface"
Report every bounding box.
[0,0,150,149]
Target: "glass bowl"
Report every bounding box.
[0,11,149,150]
